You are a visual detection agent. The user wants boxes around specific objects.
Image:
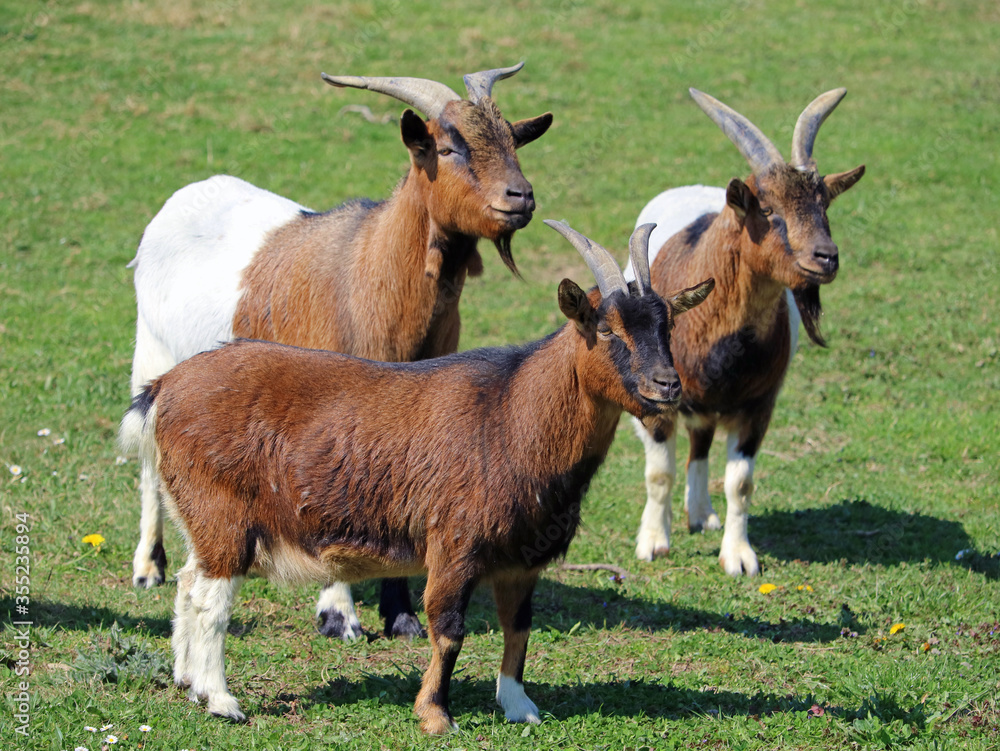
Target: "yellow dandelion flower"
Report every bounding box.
[82,533,106,549]
[796,584,814,592]
[889,622,906,635]
[758,583,777,595]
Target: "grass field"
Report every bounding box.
[2,0,998,748]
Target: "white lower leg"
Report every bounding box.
[132,457,165,587]
[172,556,197,688]
[719,433,758,576]
[315,581,363,640]
[634,421,676,561]
[189,574,245,721]
[684,458,720,531]
[496,673,540,724]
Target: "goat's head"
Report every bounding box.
[691,88,865,344]
[546,220,714,418]
[323,64,552,274]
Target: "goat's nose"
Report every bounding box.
[505,178,535,212]
[649,367,682,402]
[813,241,839,272]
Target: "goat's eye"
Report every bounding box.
[760,207,773,217]
[438,147,454,157]
[597,325,615,340]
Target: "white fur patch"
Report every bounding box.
[634,418,677,561]
[129,175,306,589]
[496,674,541,724]
[626,185,727,281]
[684,458,719,532]
[315,582,363,641]
[719,434,758,576]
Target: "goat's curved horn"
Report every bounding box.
[321,73,462,119]
[544,220,628,299]
[463,62,525,103]
[628,223,656,296]
[791,88,847,171]
[690,88,784,175]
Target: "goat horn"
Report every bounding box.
[690,88,785,175]
[544,220,629,300]
[628,223,656,296]
[791,88,847,171]
[463,62,525,103]
[321,73,462,119]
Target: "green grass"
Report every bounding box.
[2,0,998,748]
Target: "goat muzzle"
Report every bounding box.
[797,240,839,283]
[638,367,683,408]
[492,180,535,229]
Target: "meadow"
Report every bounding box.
[1,0,998,748]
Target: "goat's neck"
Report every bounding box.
[363,176,481,360]
[505,327,622,475]
[692,208,787,340]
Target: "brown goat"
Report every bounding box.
[119,220,714,734]
[632,88,864,575]
[125,64,552,640]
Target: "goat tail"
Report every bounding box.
[119,381,161,461]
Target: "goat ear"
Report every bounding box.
[825,164,865,201]
[667,278,715,316]
[511,112,553,148]
[725,178,756,220]
[558,279,596,334]
[400,109,434,164]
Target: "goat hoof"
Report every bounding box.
[133,573,164,589]
[388,612,425,640]
[719,542,759,577]
[635,531,670,562]
[688,513,721,534]
[132,545,167,588]
[417,708,458,735]
[208,695,246,723]
[317,609,363,641]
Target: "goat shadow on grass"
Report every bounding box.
[298,673,929,726]
[0,597,173,637]
[527,578,847,643]
[0,597,262,639]
[345,577,847,645]
[751,498,995,578]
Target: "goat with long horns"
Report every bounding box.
[124,64,553,644]
[630,87,865,576]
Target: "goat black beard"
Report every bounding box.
[494,233,521,278]
[793,284,826,347]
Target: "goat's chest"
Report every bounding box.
[677,321,790,413]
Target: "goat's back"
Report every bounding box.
[131,175,307,369]
[630,184,800,352]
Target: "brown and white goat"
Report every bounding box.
[119,219,714,733]
[125,64,552,640]
[631,88,865,575]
